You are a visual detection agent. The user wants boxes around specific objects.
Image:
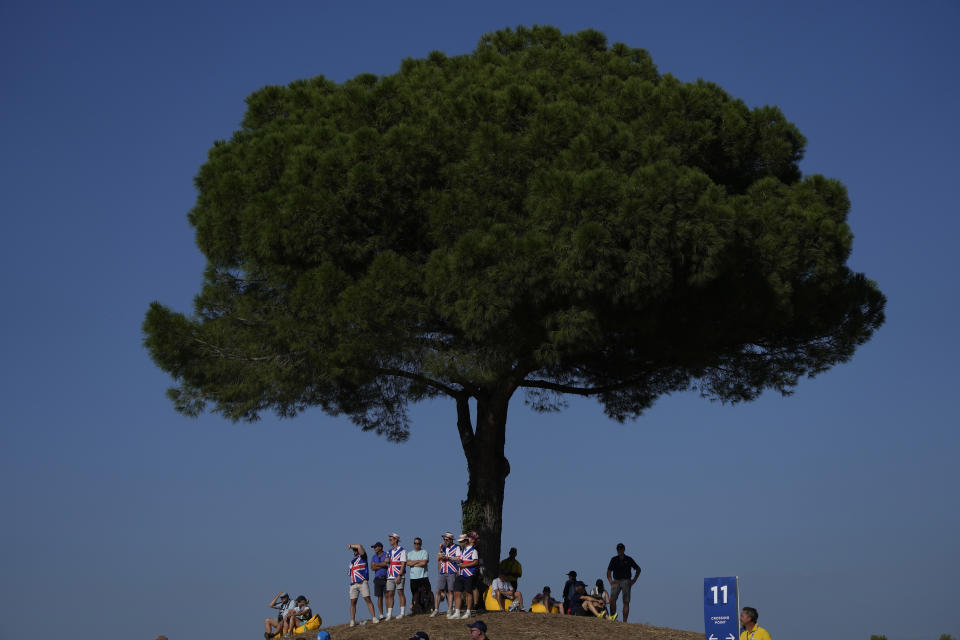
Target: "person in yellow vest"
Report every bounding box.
[497,547,522,591]
[739,607,772,640]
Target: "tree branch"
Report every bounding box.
[379,366,463,398]
[517,377,637,396]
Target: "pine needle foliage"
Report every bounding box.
[144,25,885,569]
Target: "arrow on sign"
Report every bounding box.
[726,635,736,640]
[709,635,717,640]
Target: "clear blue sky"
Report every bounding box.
[1,2,957,639]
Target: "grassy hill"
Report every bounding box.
[306,611,703,640]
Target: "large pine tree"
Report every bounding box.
[144,26,885,579]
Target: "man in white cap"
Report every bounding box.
[385,532,407,619]
[433,532,458,617]
[452,534,478,618]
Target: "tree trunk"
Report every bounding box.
[455,388,512,597]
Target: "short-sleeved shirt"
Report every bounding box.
[740,626,772,640]
[388,546,407,579]
[439,544,460,574]
[290,605,310,622]
[458,545,478,576]
[607,554,640,580]
[407,549,428,580]
[498,557,522,582]
[273,598,292,619]
[349,552,369,584]
[491,577,513,593]
[371,550,388,578]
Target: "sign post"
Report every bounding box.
[703,576,739,640]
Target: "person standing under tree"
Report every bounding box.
[606,542,641,622]
[370,541,389,620]
[347,543,379,628]
[385,533,407,620]
[497,547,522,591]
[434,532,459,617]
[407,536,432,614]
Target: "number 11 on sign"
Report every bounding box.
[703,577,739,640]
[710,584,728,604]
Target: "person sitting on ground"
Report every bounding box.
[264,591,292,638]
[281,595,312,635]
[491,570,524,611]
[589,578,610,615]
[570,582,607,618]
[531,585,560,612]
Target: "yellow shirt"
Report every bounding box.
[498,557,522,582]
[740,625,772,640]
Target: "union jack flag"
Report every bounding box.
[440,544,459,574]
[388,546,406,578]
[459,545,478,577]
[350,555,368,584]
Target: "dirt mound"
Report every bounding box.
[307,611,702,640]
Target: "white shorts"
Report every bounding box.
[349,581,370,599]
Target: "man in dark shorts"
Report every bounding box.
[370,541,389,620]
[562,571,578,613]
[453,534,478,618]
[606,542,641,622]
[569,582,606,617]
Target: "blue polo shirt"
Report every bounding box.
[371,550,388,579]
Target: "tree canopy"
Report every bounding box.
[144,25,885,573]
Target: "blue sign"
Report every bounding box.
[703,576,739,640]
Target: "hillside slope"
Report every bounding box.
[308,611,703,640]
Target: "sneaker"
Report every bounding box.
[385,613,392,621]
[396,613,405,620]
[378,614,385,620]
[459,610,472,619]
[448,610,459,619]
[371,618,379,625]
[430,610,440,618]
[349,621,356,628]
[609,613,618,621]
